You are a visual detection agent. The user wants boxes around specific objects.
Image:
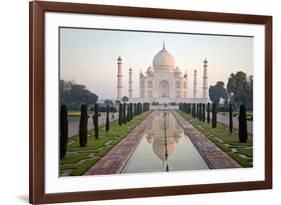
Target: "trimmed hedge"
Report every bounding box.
[106,104,110,133]
[94,103,99,139]
[229,103,233,134]
[79,104,88,147]
[239,104,248,142]
[60,104,68,159]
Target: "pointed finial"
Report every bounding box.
[163,41,165,49]
[204,57,208,64]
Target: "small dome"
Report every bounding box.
[146,65,154,73]
[139,69,144,77]
[204,58,208,64]
[117,56,122,61]
[184,70,188,77]
[152,43,175,71]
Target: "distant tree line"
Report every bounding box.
[60,80,98,109]
[209,71,253,110]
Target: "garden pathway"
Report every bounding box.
[68,113,119,138]
[171,110,241,169]
[215,114,253,135]
[84,111,157,175]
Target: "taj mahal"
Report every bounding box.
[116,42,209,104]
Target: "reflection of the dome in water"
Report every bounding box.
[146,111,184,161]
[122,111,209,173]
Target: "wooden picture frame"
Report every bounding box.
[29,1,272,204]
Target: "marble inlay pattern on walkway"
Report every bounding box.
[85,111,157,175]
[171,110,241,169]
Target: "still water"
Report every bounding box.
[122,111,209,173]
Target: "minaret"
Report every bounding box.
[193,69,197,98]
[117,56,123,100]
[203,58,208,99]
[129,68,133,98]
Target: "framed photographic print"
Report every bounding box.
[29,1,272,204]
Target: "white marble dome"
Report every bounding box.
[152,44,175,71]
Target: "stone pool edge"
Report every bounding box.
[171,110,241,169]
[84,111,157,175]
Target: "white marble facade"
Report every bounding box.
[117,43,208,103]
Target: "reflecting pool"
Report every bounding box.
[122,111,209,173]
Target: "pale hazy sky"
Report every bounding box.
[60,27,253,99]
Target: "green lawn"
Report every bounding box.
[178,111,253,167]
[60,111,150,176]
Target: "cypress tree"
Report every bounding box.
[130,103,133,120]
[60,104,68,159]
[207,102,210,124]
[79,104,88,147]
[239,104,248,142]
[123,103,127,124]
[211,103,217,128]
[229,103,233,134]
[192,104,195,117]
[94,103,99,140]
[138,103,141,115]
[106,104,110,134]
[198,103,202,121]
[118,103,122,126]
[195,103,197,118]
[202,104,206,122]
[134,103,137,116]
[127,104,130,122]
[197,104,199,119]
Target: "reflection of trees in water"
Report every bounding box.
[145,111,184,170]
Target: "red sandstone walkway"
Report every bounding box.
[85,111,157,175]
[171,110,241,169]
